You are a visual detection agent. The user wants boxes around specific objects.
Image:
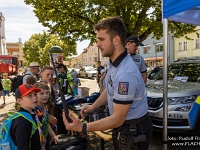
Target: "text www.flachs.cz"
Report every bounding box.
[171,142,200,146]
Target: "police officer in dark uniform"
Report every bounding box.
[62,16,153,150]
[96,61,105,87]
[56,63,73,94]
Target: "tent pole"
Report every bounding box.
[163,18,168,150]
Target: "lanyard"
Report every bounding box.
[35,115,46,150]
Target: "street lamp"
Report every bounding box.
[48,45,71,122]
[49,45,64,65]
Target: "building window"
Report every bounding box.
[178,42,182,51]
[7,46,18,48]
[155,43,163,52]
[89,57,91,61]
[13,52,19,57]
[143,46,151,54]
[195,39,200,49]
[183,41,187,50]
[92,47,95,52]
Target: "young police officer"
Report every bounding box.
[62,16,153,150]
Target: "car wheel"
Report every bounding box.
[85,74,88,78]
[79,73,81,78]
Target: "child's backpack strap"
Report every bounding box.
[0,111,39,150]
[16,112,38,137]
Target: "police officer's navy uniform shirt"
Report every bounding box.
[130,53,147,73]
[105,50,148,120]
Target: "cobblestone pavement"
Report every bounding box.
[0,95,16,123]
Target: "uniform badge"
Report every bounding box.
[133,59,140,62]
[118,82,129,95]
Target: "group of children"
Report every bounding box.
[12,83,58,150]
[1,64,81,149]
[9,65,58,150]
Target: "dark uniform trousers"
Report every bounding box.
[112,113,153,150]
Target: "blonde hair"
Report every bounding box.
[2,73,8,76]
[34,82,49,91]
[41,65,54,72]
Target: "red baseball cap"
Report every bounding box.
[15,84,41,99]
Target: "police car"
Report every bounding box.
[146,57,200,134]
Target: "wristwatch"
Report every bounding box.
[81,123,87,134]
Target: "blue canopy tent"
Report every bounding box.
[162,1,200,149]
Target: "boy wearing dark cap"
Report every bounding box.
[96,61,105,87]
[10,84,41,150]
[126,35,147,83]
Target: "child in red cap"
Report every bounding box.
[10,84,41,150]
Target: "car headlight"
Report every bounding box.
[168,96,196,105]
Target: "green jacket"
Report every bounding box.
[58,72,73,94]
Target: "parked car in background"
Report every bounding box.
[147,66,162,80]
[68,68,80,77]
[78,66,96,79]
[146,57,200,135]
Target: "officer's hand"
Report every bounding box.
[62,113,82,132]
[80,105,95,119]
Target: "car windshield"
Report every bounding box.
[150,62,200,82]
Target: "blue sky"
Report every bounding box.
[0,0,90,55]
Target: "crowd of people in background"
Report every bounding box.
[0,61,84,149]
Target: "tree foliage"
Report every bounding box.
[23,31,77,66]
[24,0,196,42]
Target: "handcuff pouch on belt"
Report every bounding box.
[117,114,148,150]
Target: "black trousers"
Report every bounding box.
[112,115,153,150]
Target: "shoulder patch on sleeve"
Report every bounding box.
[118,82,129,95]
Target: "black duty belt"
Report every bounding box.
[124,113,149,126]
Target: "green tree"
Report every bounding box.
[24,0,195,42]
[23,31,77,66]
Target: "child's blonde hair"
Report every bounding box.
[2,73,8,76]
[34,82,49,91]
[41,65,54,72]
